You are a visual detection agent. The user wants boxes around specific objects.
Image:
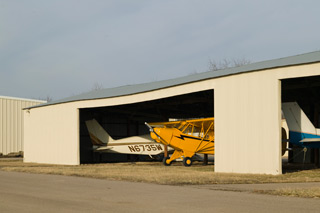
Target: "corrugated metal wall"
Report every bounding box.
[0,96,45,155]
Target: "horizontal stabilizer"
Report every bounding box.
[300,138,320,143]
[96,146,113,151]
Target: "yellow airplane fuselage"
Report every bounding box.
[151,128,214,156]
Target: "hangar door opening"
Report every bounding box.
[79,89,214,164]
[282,75,320,169]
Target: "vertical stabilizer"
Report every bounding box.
[85,119,114,145]
[282,102,316,134]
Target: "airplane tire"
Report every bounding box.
[163,157,171,166]
[183,157,192,167]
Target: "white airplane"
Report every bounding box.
[85,119,170,156]
[282,102,320,149]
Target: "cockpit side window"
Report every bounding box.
[183,124,193,135]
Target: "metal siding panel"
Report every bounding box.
[8,99,12,154]
[9,99,13,153]
[12,100,15,153]
[17,100,22,152]
[3,99,7,154]
[0,97,45,155]
[1,98,5,154]
[16,100,22,153]
[21,101,26,152]
[0,99,2,154]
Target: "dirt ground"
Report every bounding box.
[1,171,320,212]
[1,158,320,198]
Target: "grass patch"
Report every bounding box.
[255,187,320,199]
[1,159,320,186]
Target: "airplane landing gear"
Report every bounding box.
[163,157,172,166]
[183,157,192,167]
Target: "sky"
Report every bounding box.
[1,0,320,101]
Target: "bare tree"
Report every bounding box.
[92,82,104,91]
[46,95,53,102]
[209,57,251,71]
[232,58,251,67]
[36,95,53,102]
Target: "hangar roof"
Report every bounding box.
[27,51,320,109]
[0,95,46,103]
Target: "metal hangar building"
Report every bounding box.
[24,51,320,175]
[0,96,46,155]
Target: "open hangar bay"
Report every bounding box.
[282,76,320,165]
[79,90,214,163]
[24,51,320,175]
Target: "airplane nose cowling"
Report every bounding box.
[151,128,175,146]
[150,131,159,141]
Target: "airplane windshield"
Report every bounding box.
[180,124,200,137]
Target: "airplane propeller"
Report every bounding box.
[145,122,161,139]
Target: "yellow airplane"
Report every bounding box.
[145,117,214,166]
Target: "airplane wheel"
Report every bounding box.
[163,157,171,166]
[183,157,192,167]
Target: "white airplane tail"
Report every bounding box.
[85,119,114,145]
[282,102,317,135]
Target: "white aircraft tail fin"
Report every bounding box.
[282,102,316,135]
[85,119,114,145]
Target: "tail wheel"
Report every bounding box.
[183,157,192,167]
[163,157,172,166]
